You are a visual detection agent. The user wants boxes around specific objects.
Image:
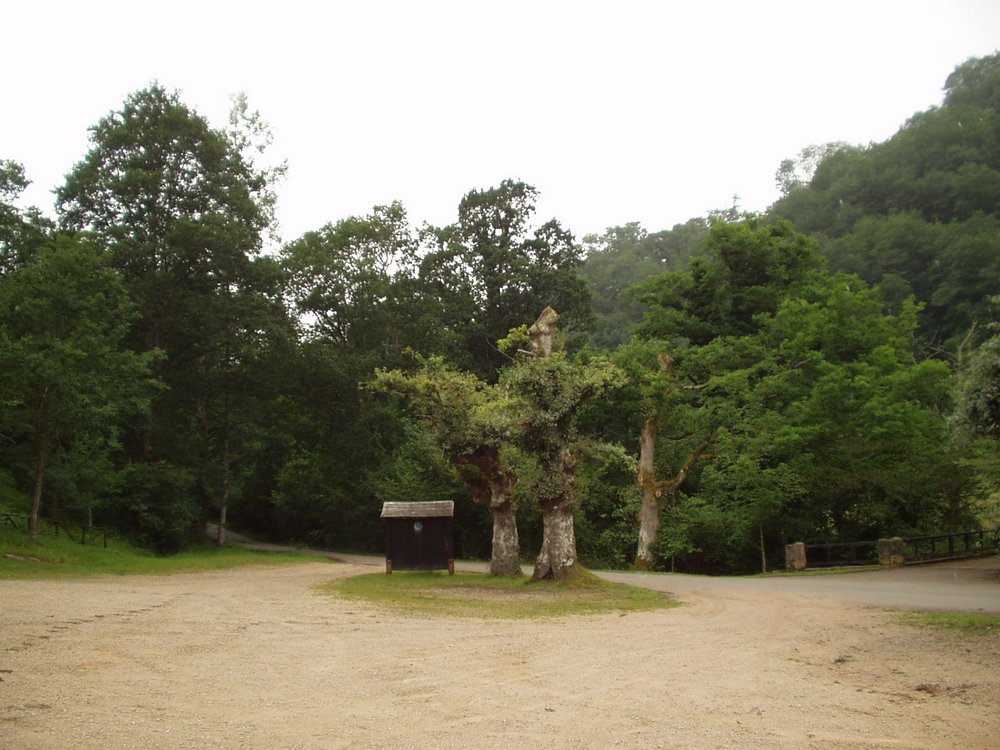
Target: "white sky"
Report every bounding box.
[5,0,1000,246]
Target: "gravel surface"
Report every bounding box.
[2,558,999,749]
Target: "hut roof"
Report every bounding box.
[380,501,455,519]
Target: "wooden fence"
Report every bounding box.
[2,513,109,548]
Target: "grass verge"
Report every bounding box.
[321,567,678,619]
[757,565,883,578]
[900,611,1000,636]
[0,524,328,579]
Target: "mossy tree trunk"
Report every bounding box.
[453,446,520,575]
[531,446,579,580]
[634,423,715,570]
[634,418,661,570]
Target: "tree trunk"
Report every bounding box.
[217,430,229,547]
[759,523,767,574]
[635,418,660,570]
[528,306,560,357]
[533,497,578,580]
[30,430,48,544]
[217,390,230,548]
[488,500,520,576]
[532,447,579,581]
[453,447,520,575]
[634,427,716,571]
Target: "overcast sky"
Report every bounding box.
[6,1,1000,246]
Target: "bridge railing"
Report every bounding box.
[800,540,879,568]
[787,527,998,571]
[903,529,998,564]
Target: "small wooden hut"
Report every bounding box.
[380,501,455,574]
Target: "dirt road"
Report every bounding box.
[225,528,1000,614]
[2,558,999,749]
[598,557,1000,614]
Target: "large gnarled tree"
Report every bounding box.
[370,357,521,575]
[502,308,623,580]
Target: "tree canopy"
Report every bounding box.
[2,55,997,574]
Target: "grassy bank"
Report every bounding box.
[901,611,1000,636]
[323,568,677,619]
[0,523,327,579]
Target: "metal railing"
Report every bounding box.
[803,540,880,568]
[903,529,998,564]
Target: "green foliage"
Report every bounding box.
[775,143,851,196]
[57,85,272,248]
[115,460,198,553]
[953,329,1000,524]
[49,84,293,549]
[771,53,1000,347]
[496,325,531,355]
[0,159,28,202]
[0,236,155,538]
[623,218,966,572]
[579,219,709,349]
[573,439,638,568]
[955,334,1000,439]
[650,494,727,569]
[3,57,993,571]
[421,180,594,379]
[634,218,820,345]
[0,470,29,514]
[499,335,627,578]
[370,355,518,455]
[243,339,396,552]
[368,421,463,504]
[282,202,420,349]
[502,351,624,461]
[0,160,51,273]
[369,355,523,563]
[45,433,123,523]
[691,272,960,553]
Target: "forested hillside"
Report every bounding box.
[2,55,998,574]
[768,54,1000,350]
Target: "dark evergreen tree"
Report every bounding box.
[55,85,288,549]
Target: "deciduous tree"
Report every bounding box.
[0,160,51,274]
[0,237,153,540]
[501,308,623,580]
[422,180,593,380]
[54,85,287,548]
[282,202,418,351]
[370,357,522,575]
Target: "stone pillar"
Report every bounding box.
[785,542,807,571]
[878,537,905,566]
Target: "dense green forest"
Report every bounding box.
[2,54,998,574]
